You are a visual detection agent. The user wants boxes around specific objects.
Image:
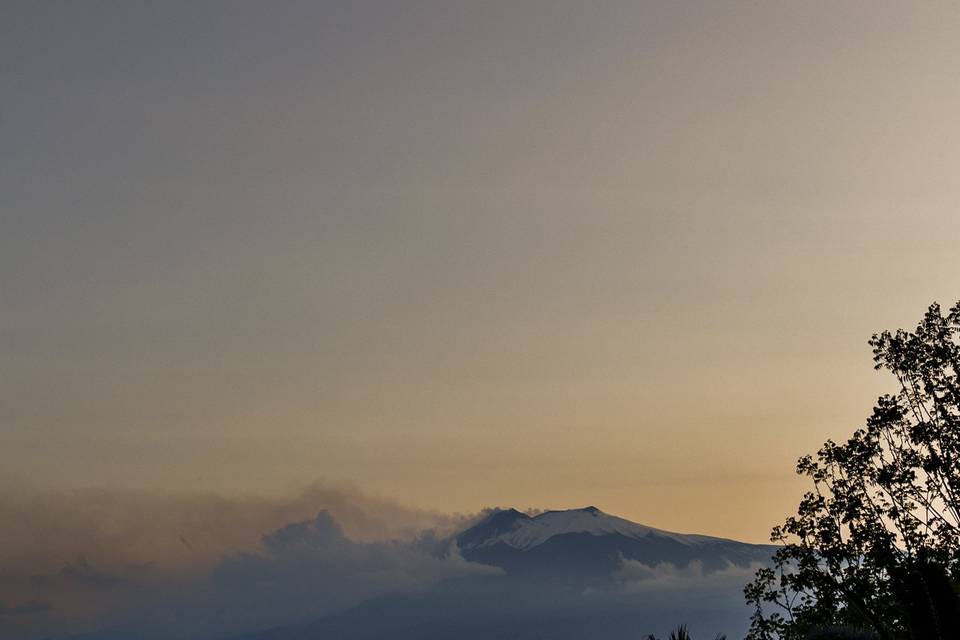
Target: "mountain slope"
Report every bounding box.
[456,506,773,576]
[233,573,753,640]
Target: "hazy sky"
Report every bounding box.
[3,1,960,542]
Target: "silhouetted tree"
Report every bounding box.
[645,625,725,640]
[670,626,692,640]
[744,301,960,640]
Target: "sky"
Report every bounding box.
[3,1,960,544]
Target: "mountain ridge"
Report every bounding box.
[455,506,775,576]
[457,506,739,551]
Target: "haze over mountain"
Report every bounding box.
[224,507,774,640]
[13,505,774,640]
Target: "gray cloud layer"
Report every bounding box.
[0,484,481,639]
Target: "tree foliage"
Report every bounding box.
[645,624,726,640]
[744,301,960,640]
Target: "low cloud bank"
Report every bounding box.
[0,483,467,579]
[615,556,763,587]
[187,511,498,637]
[0,484,480,639]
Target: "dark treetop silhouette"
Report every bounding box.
[744,301,960,640]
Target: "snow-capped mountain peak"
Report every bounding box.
[458,506,710,551]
